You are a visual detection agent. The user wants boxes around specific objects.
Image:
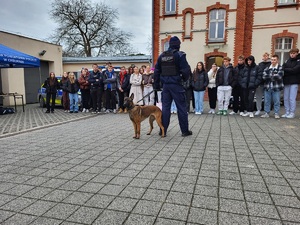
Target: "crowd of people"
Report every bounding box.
[43,63,156,114]
[43,47,300,122]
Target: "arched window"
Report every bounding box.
[184,12,192,38]
[275,37,293,64]
[209,9,225,42]
[278,0,296,5]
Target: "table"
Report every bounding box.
[0,93,25,112]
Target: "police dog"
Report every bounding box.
[123,93,165,139]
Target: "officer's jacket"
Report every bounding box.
[154,48,191,89]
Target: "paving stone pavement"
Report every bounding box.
[0,104,300,224]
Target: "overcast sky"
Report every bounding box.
[0,0,152,55]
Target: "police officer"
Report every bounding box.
[154,36,192,137]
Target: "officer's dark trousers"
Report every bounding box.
[162,83,189,135]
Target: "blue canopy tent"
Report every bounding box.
[0,44,40,68]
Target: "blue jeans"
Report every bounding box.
[194,90,205,113]
[69,93,79,112]
[284,84,298,114]
[264,89,280,114]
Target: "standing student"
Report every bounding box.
[103,66,118,113]
[142,65,155,105]
[65,72,80,113]
[129,66,143,105]
[282,48,300,118]
[43,72,60,113]
[88,64,104,113]
[207,63,218,114]
[78,68,90,112]
[240,56,261,118]
[216,57,237,116]
[192,62,208,115]
[61,72,70,112]
[261,55,284,119]
[117,66,131,113]
[255,52,271,116]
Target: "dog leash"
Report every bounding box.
[136,90,155,103]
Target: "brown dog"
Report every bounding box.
[123,93,165,139]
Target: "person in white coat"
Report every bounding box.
[129,66,143,105]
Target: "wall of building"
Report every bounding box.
[0,31,63,105]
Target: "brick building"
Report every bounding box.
[152,0,299,70]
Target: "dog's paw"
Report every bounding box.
[147,133,150,135]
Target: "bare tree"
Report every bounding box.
[50,0,133,57]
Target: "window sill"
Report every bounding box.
[277,3,298,7]
[164,11,177,16]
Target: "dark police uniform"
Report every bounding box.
[154,36,192,136]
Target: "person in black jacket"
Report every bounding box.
[282,48,300,118]
[255,52,271,116]
[191,62,208,114]
[88,64,104,113]
[154,36,192,137]
[230,55,246,115]
[64,72,80,113]
[216,57,237,116]
[240,55,261,118]
[43,72,60,113]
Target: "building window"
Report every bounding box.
[165,0,176,14]
[164,41,170,51]
[209,9,225,42]
[274,37,293,65]
[278,0,296,5]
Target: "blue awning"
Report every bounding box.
[0,44,40,68]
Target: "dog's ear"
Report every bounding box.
[130,93,134,100]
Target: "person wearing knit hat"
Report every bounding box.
[153,36,193,137]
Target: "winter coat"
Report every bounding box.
[257,60,271,85]
[78,74,90,90]
[65,79,80,94]
[240,56,261,90]
[103,70,118,91]
[207,68,218,88]
[88,71,104,89]
[282,54,300,85]
[60,77,69,92]
[192,70,209,91]
[235,63,245,87]
[216,64,237,88]
[142,73,154,87]
[129,73,143,105]
[43,77,60,94]
[263,64,284,91]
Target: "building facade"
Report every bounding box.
[153,0,300,70]
[0,31,63,105]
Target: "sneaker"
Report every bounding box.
[211,109,215,114]
[92,111,97,114]
[118,108,123,113]
[242,112,250,117]
[240,111,246,116]
[261,113,269,118]
[249,112,254,118]
[64,110,68,113]
[254,110,261,116]
[86,109,89,113]
[182,130,192,137]
[195,112,201,115]
[281,113,289,118]
[113,109,117,114]
[82,108,86,113]
[51,110,54,113]
[45,110,50,113]
[223,110,228,116]
[275,114,280,119]
[216,110,223,115]
[286,113,295,119]
[208,109,213,114]
[105,109,110,114]
[229,111,236,115]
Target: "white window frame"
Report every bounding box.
[163,41,169,51]
[165,0,176,14]
[274,37,293,65]
[208,9,225,42]
[278,0,296,5]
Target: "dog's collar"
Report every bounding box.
[127,105,135,110]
